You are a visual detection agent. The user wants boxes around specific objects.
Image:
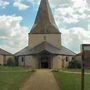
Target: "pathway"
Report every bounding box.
[20,69,60,90]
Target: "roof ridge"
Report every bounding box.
[30,41,60,51]
[0,48,13,55]
[61,45,76,54]
[15,46,29,55]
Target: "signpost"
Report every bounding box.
[81,44,85,90]
[81,44,90,90]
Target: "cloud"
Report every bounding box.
[71,0,87,8]
[31,0,89,24]
[0,15,29,53]
[54,7,79,24]
[61,27,90,53]
[51,0,89,53]
[29,0,40,5]
[0,0,89,54]
[51,0,89,24]
[0,0,9,8]
[13,0,30,10]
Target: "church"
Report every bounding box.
[15,0,75,69]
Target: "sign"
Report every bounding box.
[83,44,90,51]
[81,44,90,90]
[82,44,90,67]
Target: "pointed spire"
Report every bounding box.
[30,0,60,34]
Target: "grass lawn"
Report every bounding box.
[0,66,30,71]
[62,69,90,73]
[0,66,33,90]
[53,71,90,90]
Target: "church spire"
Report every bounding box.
[30,0,60,34]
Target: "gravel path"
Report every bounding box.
[20,69,60,90]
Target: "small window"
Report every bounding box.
[44,35,46,41]
[22,57,24,62]
[66,57,68,62]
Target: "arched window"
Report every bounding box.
[22,56,24,62]
[66,57,68,62]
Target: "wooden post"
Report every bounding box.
[24,56,25,67]
[3,55,6,65]
[81,45,85,90]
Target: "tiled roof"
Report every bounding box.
[30,0,60,34]
[0,48,12,55]
[15,42,75,56]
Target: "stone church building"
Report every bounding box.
[15,0,75,69]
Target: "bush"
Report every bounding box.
[52,69,59,72]
[68,60,81,69]
[7,57,16,66]
[31,69,36,72]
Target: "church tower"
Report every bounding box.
[28,0,61,49]
[15,0,75,69]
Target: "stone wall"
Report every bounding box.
[63,56,72,68]
[52,55,63,69]
[18,55,73,69]
[18,55,38,69]
[0,55,14,65]
[0,55,4,65]
[74,55,81,61]
[29,34,61,48]
[52,55,73,69]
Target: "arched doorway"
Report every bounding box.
[38,51,52,69]
[40,56,49,68]
[38,50,53,69]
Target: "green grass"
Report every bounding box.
[62,69,90,73]
[62,69,81,72]
[0,66,33,90]
[53,71,90,90]
[0,66,30,71]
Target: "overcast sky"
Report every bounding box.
[0,0,89,54]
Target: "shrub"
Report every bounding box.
[31,69,36,72]
[52,69,59,72]
[68,60,81,69]
[7,57,16,66]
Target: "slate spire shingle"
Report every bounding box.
[30,0,60,34]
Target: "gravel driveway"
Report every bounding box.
[20,69,60,90]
